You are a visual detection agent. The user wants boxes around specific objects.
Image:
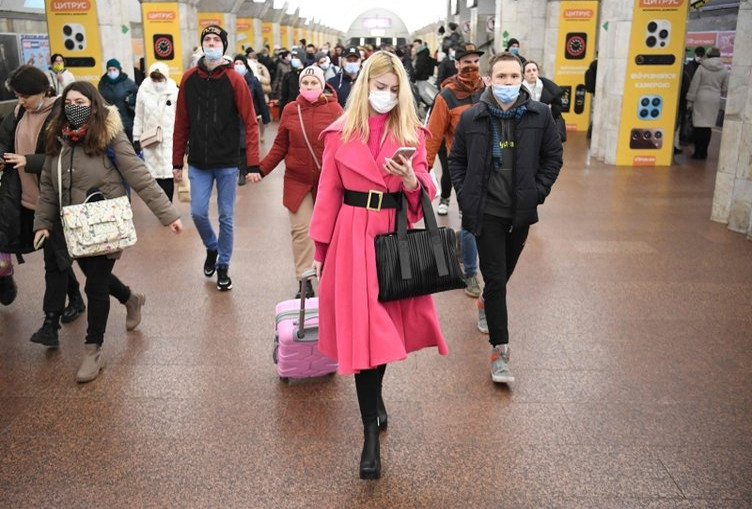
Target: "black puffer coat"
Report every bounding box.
[448,89,563,234]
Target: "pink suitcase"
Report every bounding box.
[273,270,337,380]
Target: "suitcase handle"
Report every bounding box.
[297,269,317,339]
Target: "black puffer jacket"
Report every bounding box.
[448,88,563,234]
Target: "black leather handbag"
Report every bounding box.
[374,187,465,302]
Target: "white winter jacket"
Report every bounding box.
[686,57,729,128]
[133,77,179,179]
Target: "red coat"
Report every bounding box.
[260,90,343,212]
[309,119,448,375]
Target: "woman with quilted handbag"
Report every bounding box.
[33,81,183,383]
[309,51,448,480]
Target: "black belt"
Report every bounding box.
[344,189,402,211]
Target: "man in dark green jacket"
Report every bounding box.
[449,52,563,384]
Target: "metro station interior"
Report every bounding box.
[1,0,750,507]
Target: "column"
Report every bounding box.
[492,0,547,63]
[712,0,752,239]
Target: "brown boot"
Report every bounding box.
[125,293,145,331]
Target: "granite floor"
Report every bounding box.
[1,129,750,508]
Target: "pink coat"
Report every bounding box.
[309,121,448,375]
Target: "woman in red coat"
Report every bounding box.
[309,51,448,480]
[254,65,343,298]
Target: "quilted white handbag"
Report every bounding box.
[57,152,137,258]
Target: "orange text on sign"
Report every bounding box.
[50,0,90,11]
[563,9,594,19]
[639,0,684,7]
[147,11,175,21]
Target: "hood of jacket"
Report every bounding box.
[701,57,725,73]
[102,104,125,146]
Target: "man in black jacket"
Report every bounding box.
[172,25,260,291]
[449,52,563,384]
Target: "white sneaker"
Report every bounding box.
[76,344,105,383]
[437,198,449,216]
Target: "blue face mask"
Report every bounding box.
[234,64,247,75]
[107,70,119,80]
[291,57,302,69]
[344,62,360,74]
[493,84,521,104]
[204,47,223,61]
[510,47,520,56]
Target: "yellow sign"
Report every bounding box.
[294,27,304,47]
[553,1,599,132]
[262,22,273,49]
[142,2,183,82]
[236,17,254,53]
[616,0,688,166]
[280,25,290,49]
[44,0,103,84]
[197,12,225,42]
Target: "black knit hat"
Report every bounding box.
[8,65,51,96]
[201,25,228,54]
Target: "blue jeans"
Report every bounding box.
[461,228,478,278]
[188,166,238,268]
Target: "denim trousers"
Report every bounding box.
[475,215,529,346]
[188,166,238,268]
[461,228,478,278]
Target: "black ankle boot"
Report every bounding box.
[359,421,381,480]
[30,312,61,348]
[377,395,388,431]
[61,294,86,324]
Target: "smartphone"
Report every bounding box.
[645,20,671,49]
[638,95,662,120]
[574,85,586,114]
[560,86,571,113]
[565,32,587,60]
[629,128,663,149]
[153,34,175,60]
[391,147,417,161]
[635,54,676,66]
[63,23,86,51]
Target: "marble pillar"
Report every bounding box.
[493,0,547,63]
[99,0,136,77]
[712,0,752,239]
[590,0,633,165]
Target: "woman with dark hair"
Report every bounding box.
[34,81,183,382]
[47,54,75,96]
[233,54,270,185]
[522,61,566,142]
[0,65,85,338]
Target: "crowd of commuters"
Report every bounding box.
[0,22,727,480]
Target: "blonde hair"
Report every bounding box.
[341,50,421,146]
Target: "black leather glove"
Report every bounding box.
[248,165,262,176]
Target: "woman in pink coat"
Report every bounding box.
[310,51,448,480]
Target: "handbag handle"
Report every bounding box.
[56,152,63,217]
[394,186,449,280]
[297,104,321,171]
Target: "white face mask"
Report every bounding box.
[153,81,166,92]
[234,64,247,75]
[368,90,398,114]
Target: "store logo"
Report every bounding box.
[634,156,657,165]
[640,0,684,7]
[147,11,175,21]
[51,0,90,11]
[563,9,594,19]
[237,22,250,30]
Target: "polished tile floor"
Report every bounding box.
[1,129,750,508]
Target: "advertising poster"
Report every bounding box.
[20,34,50,71]
[280,25,290,50]
[616,0,689,166]
[197,12,225,41]
[236,18,254,52]
[0,34,21,101]
[142,3,183,82]
[45,0,103,83]
[262,22,273,48]
[553,1,599,132]
[294,27,304,47]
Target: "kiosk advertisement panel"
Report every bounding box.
[142,3,183,82]
[616,0,688,166]
[553,1,599,132]
[197,12,225,41]
[237,18,254,53]
[45,0,103,83]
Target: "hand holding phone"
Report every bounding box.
[391,146,417,162]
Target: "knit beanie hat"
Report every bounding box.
[201,25,229,54]
[106,58,122,71]
[299,65,325,88]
